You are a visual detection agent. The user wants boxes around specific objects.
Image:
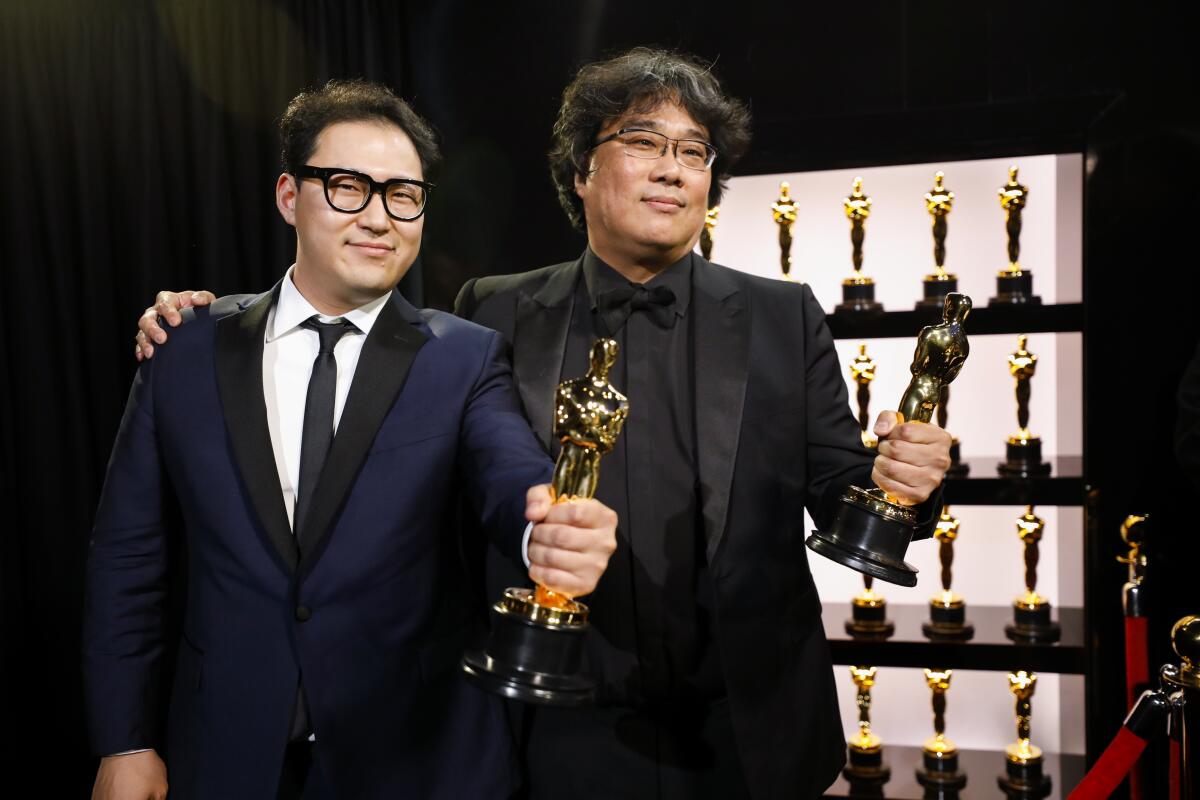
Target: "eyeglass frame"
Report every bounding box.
[291,165,436,221]
[590,128,718,171]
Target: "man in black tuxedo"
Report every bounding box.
[136,50,950,800]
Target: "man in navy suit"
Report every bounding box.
[85,80,617,800]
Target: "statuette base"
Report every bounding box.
[461,588,595,707]
[1005,600,1061,644]
[916,274,959,311]
[923,599,975,641]
[946,439,969,477]
[998,436,1051,478]
[807,486,919,587]
[997,755,1052,799]
[846,600,895,639]
[990,270,1042,306]
[836,278,884,315]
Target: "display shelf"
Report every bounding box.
[826,302,1083,341]
[824,604,1085,674]
[822,744,1086,799]
[942,456,1084,506]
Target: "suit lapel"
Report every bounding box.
[296,290,429,569]
[692,258,750,563]
[215,285,300,574]
[512,258,580,450]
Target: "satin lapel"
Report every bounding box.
[296,290,429,569]
[512,259,580,450]
[692,258,750,564]
[215,286,299,574]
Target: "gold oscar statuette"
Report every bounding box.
[835,177,883,313]
[1004,506,1061,643]
[998,671,1053,798]
[915,668,967,790]
[998,335,1051,477]
[843,666,891,785]
[700,205,719,261]
[808,294,972,586]
[462,338,629,705]
[772,181,798,280]
[849,342,877,449]
[990,165,1043,305]
[922,507,974,641]
[917,171,960,310]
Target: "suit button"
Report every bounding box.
[295,605,312,622]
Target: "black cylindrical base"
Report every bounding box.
[916,750,967,792]
[945,440,969,477]
[1005,603,1061,644]
[837,281,884,314]
[807,489,918,587]
[998,437,1051,477]
[844,747,890,785]
[916,276,958,310]
[461,600,595,706]
[997,758,1052,799]
[990,271,1042,306]
[846,601,895,639]
[923,602,975,641]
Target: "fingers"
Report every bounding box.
[877,433,952,470]
[179,290,215,308]
[872,453,942,505]
[154,291,185,327]
[527,498,618,597]
[540,497,618,529]
[525,484,553,522]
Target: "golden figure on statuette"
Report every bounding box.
[1118,514,1149,624]
[835,177,883,313]
[917,171,959,310]
[849,343,878,449]
[922,507,974,641]
[991,165,1042,305]
[771,181,798,280]
[999,334,1051,476]
[462,339,628,705]
[915,668,967,791]
[843,666,891,785]
[998,671,1052,798]
[1004,506,1061,643]
[808,293,972,586]
[700,205,719,261]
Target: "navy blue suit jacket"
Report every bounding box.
[83,286,553,798]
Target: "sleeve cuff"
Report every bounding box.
[521,521,534,567]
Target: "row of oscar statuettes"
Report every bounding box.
[841,666,1057,798]
[701,164,1048,310]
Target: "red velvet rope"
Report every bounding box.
[1067,727,1149,800]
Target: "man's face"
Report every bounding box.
[575,101,712,269]
[277,120,424,312]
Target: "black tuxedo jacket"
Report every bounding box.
[456,253,939,799]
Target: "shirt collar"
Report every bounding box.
[582,247,693,318]
[268,265,390,342]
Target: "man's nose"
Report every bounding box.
[358,189,391,230]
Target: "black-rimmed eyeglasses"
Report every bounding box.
[592,128,717,171]
[292,165,434,221]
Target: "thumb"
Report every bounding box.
[874,410,899,437]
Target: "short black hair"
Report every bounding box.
[279,79,441,176]
[548,47,752,230]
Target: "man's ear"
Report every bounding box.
[573,159,592,200]
[276,173,298,226]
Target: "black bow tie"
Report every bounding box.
[595,284,678,335]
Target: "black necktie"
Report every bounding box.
[294,316,355,538]
[595,284,677,335]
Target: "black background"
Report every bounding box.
[2,1,1197,793]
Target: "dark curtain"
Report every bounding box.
[0,1,416,789]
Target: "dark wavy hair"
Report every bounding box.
[279,79,441,176]
[548,48,752,230]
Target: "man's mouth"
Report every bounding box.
[643,196,684,211]
[349,241,394,254]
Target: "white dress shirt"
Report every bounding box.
[264,266,389,530]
